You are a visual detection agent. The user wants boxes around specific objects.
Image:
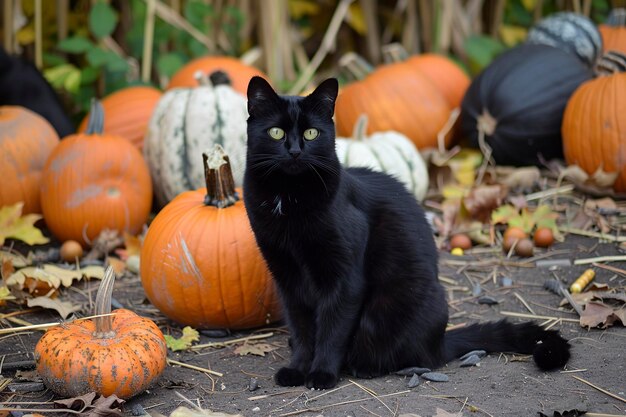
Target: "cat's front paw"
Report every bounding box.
[275,367,305,386]
[305,370,338,390]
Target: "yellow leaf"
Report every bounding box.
[27,296,81,319]
[6,264,105,289]
[16,25,35,45]
[521,0,537,11]
[165,326,200,351]
[499,25,527,47]
[288,0,320,19]
[0,203,49,246]
[442,184,468,200]
[0,286,16,306]
[346,3,367,35]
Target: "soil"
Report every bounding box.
[1,235,625,417]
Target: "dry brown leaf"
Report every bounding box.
[233,342,277,357]
[6,264,105,289]
[105,257,126,275]
[560,165,589,183]
[0,249,30,268]
[591,166,619,188]
[54,392,124,417]
[500,166,541,189]
[580,302,624,329]
[462,184,506,223]
[114,232,142,260]
[27,296,81,319]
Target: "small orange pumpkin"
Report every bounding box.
[563,52,626,191]
[35,266,167,399]
[383,43,470,109]
[335,52,452,150]
[40,100,153,245]
[0,106,59,214]
[140,145,281,329]
[78,86,162,150]
[167,56,267,94]
[599,8,626,55]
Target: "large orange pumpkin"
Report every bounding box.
[599,8,626,55]
[35,266,167,399]
[77,86,162,150]
[383,43,470,109]
[563,52,626,191]
[0,106,59,214]
[335,52,452,150]
[40,100,153,245]
[167,56,266,94]
[140,145,281,329]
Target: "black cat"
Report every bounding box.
[243,76,570,390]
[0,47,74,137]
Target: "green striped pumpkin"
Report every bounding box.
[335,115,429,201]
[144,71,248,206]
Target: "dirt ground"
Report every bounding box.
[1,234,625,417]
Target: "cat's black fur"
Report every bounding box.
[0,47,74,137]
[243,76,570,390]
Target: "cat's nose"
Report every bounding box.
[289,149,302,159]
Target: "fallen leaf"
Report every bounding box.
[591,166,619,188]
[233,342,277,357]
[462,184,506,223]
[105,256,126,275]
[538,409,585,417]
[500,166,541,189]
[0,285,15,305]
[170,406,243,417]
[2,259,15,281]
[0,249,31,269]
[6,264,105,289]
[27,296,81,319]
[165,326,200,351]
[580,302,624,329]
[54,392,124,417]
[0,202,49,246]
[114,232,142,260]
[560,165,589,183]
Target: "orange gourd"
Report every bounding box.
[40,100,153,245]
[78,86,162,150]
[599,9,626,55]
[383,43,470,108]
[140,145,281,329]
[0,106,59,214]
[563,52,626,191]
[167,56,267,94]
[35,266,167,399]
[335,52,452,150]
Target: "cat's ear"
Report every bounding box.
[305,78,339,117]
[247,76,279,116]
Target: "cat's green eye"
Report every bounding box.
[268,127,285,140]
[303,128,319,141]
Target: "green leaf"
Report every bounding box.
[86,47,117,68]
[80,66,100,85]
[105,55,129,73]
[157,53,184,78]
[43,64,77,89]
[464,35,506,75]
[58,36,94,54]
[63,69,81,94]
[491,205,519,225]
[89,1,118,39]
[164,326,200,351]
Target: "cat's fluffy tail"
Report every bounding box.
[443,319,570,371]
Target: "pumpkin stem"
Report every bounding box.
[476,110,497,137]
[194,70,232,87]
[352,114,369,141]
[594,51,626,76]
[86,99,105,135]
[203,144,239,209]
[381,43,409,64]
[606,8,626,26]
[93,266,116,339]
[339,52,374,81]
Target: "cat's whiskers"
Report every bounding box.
[307,162,330,196]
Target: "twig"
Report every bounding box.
[349,380,393,415]
[592,262,626,277]
[191,332,274,350]
[525,185,575,201]
[500,311,579,323]
[513,292,536,315]
[278,390,411,417]
[0,313,116,335]
[288,0,354,95]
[166,358,223,377]
[560,227,626,242]
[575,255,626,265]
[571,375,626,404]
[141,0,156,82]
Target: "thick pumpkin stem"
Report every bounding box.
[606,8,626,26]
[381,43,409,64]
[86,99,105,135]
[339,52,374,81]
[93,266,116,339]
[203,144,239,208]
[194,70,232,87]
[352,114,369,141]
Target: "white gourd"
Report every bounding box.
[144,71,248,206]
[335,115,429,201]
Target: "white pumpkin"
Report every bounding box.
[335,115,429,201]
[144,71,248,206]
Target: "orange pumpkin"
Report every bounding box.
[35,266,167,399]
[140,145,281,329]
[383,43,470,108]
[335,52,452,150]
[167,56,267,94]
[78,86,162,150]
[563,52,626,191]
[599,8,626,55]
[0,106,59,214]
[40,100,153,245]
